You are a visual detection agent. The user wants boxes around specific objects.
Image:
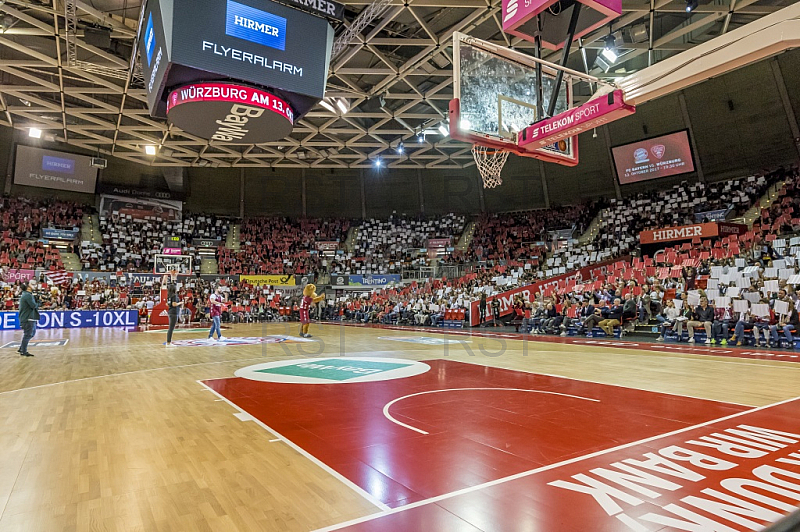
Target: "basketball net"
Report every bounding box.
[472,145,509,189]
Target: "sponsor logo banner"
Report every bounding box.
[193,238,222,248]
[166,82,294,144]
[315,241,339,251]
[226,0,287,51]
[42,228,79,240]
[144,12,156,65]
[162,248,183,255]
[426,238,452,249]
[694,207,732,223]
[240,274,296,286]
[519,90,635,151]
[331,275,349,287]
[640,222,747,245]
[0,310,138,330]
[348,274,401,287]
[42,155,75,174]
[272,0,344,20]
[379,336,472,345]
[3,269,36,283]
[234,357,430,384]
[1,339,69,349]
[96,183,186,201]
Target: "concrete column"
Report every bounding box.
[4,129,17,195]
[602,126,623,200]
[239,167,245,217]
[538,160,550,209]
[301,169,307,216]
[476,171,486,213]
[360,169,366,219]
[417,169,424,214]
[678,92,705,182]
[770,59,800,159]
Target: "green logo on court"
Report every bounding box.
[256,358,413,382]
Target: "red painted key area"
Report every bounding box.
[204,360,746,511]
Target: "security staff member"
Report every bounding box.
[18,281,40,357]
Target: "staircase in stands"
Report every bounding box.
[732,180,786,228]
[455,220,476,252]
[226,224,241,251]
[344,226,357,253]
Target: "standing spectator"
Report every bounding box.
[18,281,39,357]
[165,277,182,347]
[207,288,226,342]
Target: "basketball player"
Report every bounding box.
[299,284,325,338]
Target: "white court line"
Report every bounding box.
[383,387,600,435]
[0,355,271,396]
[313,394,800,532]
[449,358,757,408]
[196,380,391,513]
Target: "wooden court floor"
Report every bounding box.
[1,323,799,531]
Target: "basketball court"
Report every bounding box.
[2,322,800,531]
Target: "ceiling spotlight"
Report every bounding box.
[438,123,449,137]
[685,0,698,12]
[336,98,348,114]
[19,99,30,107]
[319,99,335,113]
[374,158,382,168]
[395,141,404,154]
[601,35,618,63]
[417,133,424,143]
[28,127,42,139]
[144,144,157,156]
[459,119,472,130]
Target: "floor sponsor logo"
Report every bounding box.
[379,336,472,345]
[1,339,68,349]
[170,335,312,347]
[235,357,430,384]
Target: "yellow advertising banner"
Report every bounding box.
[239,275,296,286]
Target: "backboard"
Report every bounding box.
[450,32,578,166]
[154,254,193,275]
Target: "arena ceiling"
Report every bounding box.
[0,0,792,170]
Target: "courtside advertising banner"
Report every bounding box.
[14,145,98,193]
[348,274,401,287]
[99,195,183,222]
[640,222,747,245]
[240,274,296,286]
[612,130,695,184]
[0,310,139,330]
[469,258,623,326]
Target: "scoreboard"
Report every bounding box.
[163,235,181,249]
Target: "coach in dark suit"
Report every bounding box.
[18,281,40,357]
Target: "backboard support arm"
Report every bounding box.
[546,2,582,118]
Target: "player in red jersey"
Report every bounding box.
[300,283,325,338]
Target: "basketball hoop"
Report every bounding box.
[472,145,510,189]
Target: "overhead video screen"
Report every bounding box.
[14,145,98,193]
[170,0,333,99]
[612,130,695,184]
